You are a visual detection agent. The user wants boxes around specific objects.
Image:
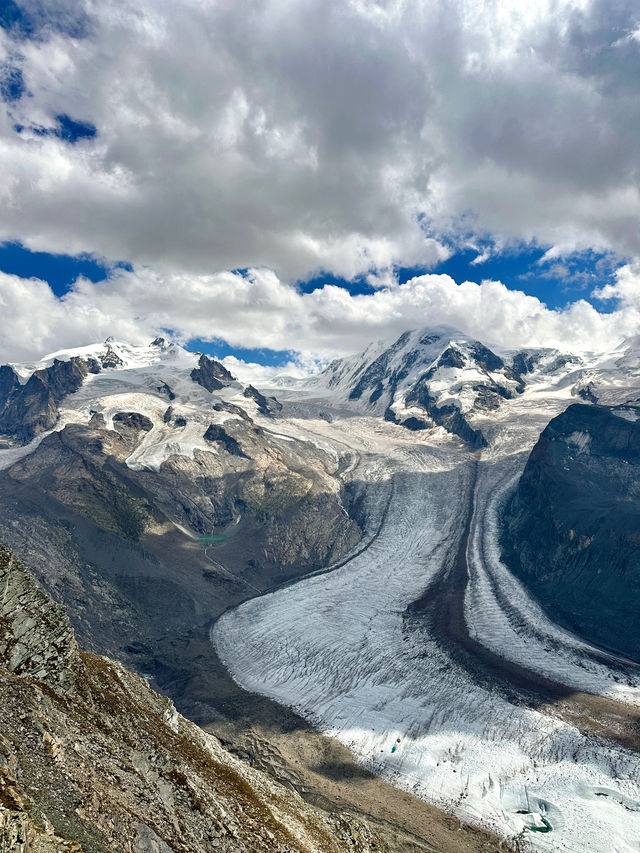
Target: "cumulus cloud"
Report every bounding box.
[593,261,640,307]
[220,355,315,385]
[1,264,638,366]
[0,0,639,281]
[2,0,640,368]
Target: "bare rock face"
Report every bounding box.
[0,365,20,411]
[112,412,154,434]
[0,545,82,692]
[0,796,81,852]
[501,403,640,661]
[242,384,283,416]
[7,425,157,542]
[0,547,385,853]
[0,357,96,444]
[190,355,235,392]
[203,423,247,457]
[100,343,123,369]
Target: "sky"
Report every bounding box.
[1,0,640,374]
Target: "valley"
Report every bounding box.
[4,4,638,850]
[2,330,640,851]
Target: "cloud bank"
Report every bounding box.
[2,264,640,366]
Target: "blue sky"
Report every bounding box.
[0,242,129,295]
[0,239,622,309]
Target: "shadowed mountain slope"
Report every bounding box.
[501,403,640,662]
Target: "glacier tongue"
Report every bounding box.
[212,390,640,853]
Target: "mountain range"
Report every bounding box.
[2,327,640,851]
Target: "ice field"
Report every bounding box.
[213,389,640,852]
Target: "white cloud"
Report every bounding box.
[593,262,640,308]
[1,264,638,366]
[220,355,315,385]
[0,0,639,281]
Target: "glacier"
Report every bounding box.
[213,342,640,853]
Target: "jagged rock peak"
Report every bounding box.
[0,357,93,443]
[243,384,283,415]
[191,353,236,392]
[101,343,123,368]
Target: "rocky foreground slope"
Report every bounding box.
[0,544,385,853]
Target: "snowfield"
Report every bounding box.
[213,384,640,853]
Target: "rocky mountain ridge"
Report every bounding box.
[0,338,277,449]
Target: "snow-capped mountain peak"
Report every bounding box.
[285,327,589,447]
[0,338,286,473]
[9,337,198,383]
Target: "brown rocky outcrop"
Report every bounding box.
[0,545,82,692]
